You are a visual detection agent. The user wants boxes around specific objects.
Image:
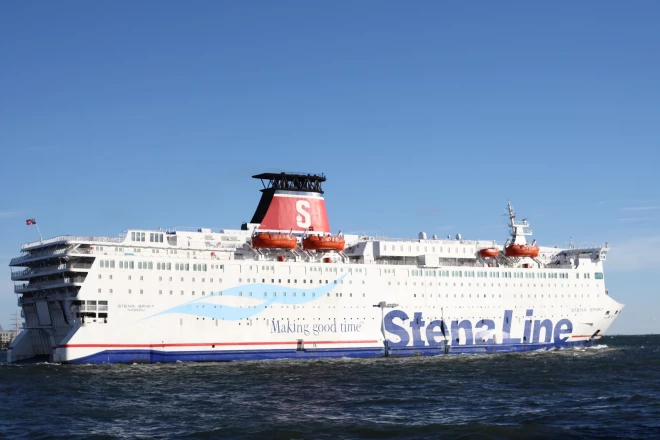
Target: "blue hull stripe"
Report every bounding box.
[65,340,597,364]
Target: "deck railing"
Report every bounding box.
[10,247,97,265]
[11,263,94,280]
[14,276,86,292]
[22,235,124,250]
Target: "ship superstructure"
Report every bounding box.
[8,172,623,364]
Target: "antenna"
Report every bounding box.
[502,199,513,220]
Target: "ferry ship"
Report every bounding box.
[8,172,623,364]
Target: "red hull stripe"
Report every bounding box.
[570,335,602,338]
[58,340,379,349]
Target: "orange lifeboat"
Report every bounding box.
[504,244,540,258]
[478,248,499,259]
[251,233,297,250]
[302,235,345,252]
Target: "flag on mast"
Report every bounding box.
[26,218,37,225]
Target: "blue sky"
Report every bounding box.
[1,1,658,334]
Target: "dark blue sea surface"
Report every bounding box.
[1,335,659,439]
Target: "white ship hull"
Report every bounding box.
[10,259,622,364]
[8,173,623,364]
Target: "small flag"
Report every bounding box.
[26,218,37,225]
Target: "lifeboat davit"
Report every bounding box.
[478,247,499,259]
[504,244,540,258]
[251,233,297,250]
[302,235,345,252]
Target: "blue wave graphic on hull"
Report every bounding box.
[142,274,346,321]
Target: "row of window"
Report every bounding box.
[100,274,222,283]
[392,281,595,289]
[101,260,210,272]
[416,269,602,280]
[98,260,604,281]
[382,244,470,253]
[130,231,165,243]
[102,289,368,297]
[95,288,598,302]
[131,232,146,242]
[72,300,108,311]
[173,263,208,272]
[250,265,365,274]
[98,253,604,281]
[96,272,598,291]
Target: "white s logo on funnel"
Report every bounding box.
[296,200,311,228]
